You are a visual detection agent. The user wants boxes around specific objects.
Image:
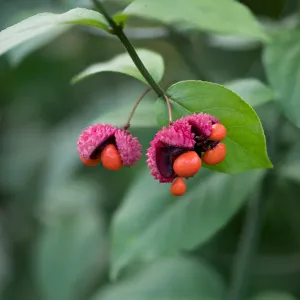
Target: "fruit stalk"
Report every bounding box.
[123,87,152,130]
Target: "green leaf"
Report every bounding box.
[208,34,261,51]
[0,223,10,298]
[112,0,134,4]
[156,80,272,174]
[250,291,298,300]
[263,30,300,128]
[95,257,225,300]
[0,8,109,57]
[71,49,164,85]
[8,27,68,66]
[280,141,300,183]
[225,78,274,107]
[115,0,269,42]
[111,167,265,278]
[34,180,107,300]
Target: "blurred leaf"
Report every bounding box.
[225,78,274,107]
[111,167,265,278]
[0,122,47,192]
[262,15,300,39]
[282,163,300,183]
[0,8,109,56]
[111,0,134,4]
[156,80,272,174]
[208,34,261,51]
[93,98,157,128]
[34,180,107,300]
[95,257,225,300]
[280,141,300,183]
[250,291,298,300]
[263,30,300,128]
[72,49,164,85]
[115,0,269,42]
[8,27,68,66]
[0,223,11,299]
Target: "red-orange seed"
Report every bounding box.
[209,123,227,141]
[170,177,187,196]
[101,144,122,171]
[80,156,101,167]
[202,143,226,165]
[173,151,201,178]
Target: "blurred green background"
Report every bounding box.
[1,0,300,300]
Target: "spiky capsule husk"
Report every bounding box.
[77,123,142,167]
[146,113,219,182]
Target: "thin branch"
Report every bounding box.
[93,0,165,98]
[123,87,152,130]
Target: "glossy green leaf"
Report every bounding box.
[0,8,109,57]
[115,0,269,42]
[263,30,300,128]
[225,78,274,107]
[250,291,298,300]
[34,180,107,300]
[111,167,265,278]
[156,80,272,174]
[96,257,225,300]
[71,49,164,85]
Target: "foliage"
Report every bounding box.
[156,80,272,173]
[1,0,300,300]
[72,49,164,84]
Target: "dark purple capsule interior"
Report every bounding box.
[90,136,116,160]
[155,142,186,179]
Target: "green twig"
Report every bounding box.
[92,0,165,98]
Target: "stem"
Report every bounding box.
[227,185,266,300]
[93,0,165,98]
[164,96,173,124]
[123,87,152,130]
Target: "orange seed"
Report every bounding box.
[202,143,226,165]
[80,156,101,167]
[100,144,122,171]
[170,177,187,196]
[173,151,201,178]
[210,123,227,141]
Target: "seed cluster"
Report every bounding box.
[146,113,227,196]
[77,123,142,170]
[77,113,227,197]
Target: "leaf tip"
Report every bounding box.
[70,75,82,85]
